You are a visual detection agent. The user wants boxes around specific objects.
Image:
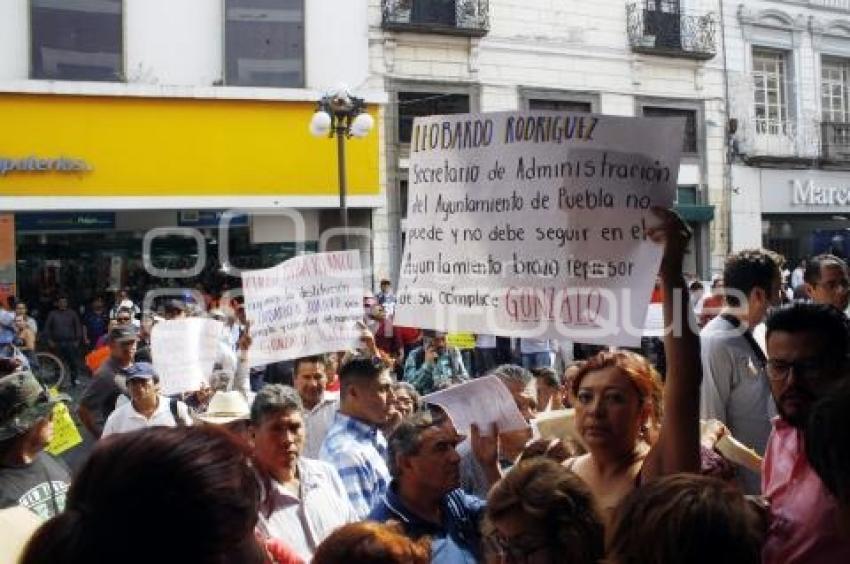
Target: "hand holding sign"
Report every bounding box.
[395,111,686,346]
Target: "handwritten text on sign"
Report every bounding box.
[151,318,223,396]
[242,250,364,365]
[394,112,684,346]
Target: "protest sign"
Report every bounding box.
[394,111,684,346]
[642,303,665,337]
[151,318,223,396]
[423,376,528,437]
[45,402,82,456]
[242,250,364,366]
[446,332,476,349]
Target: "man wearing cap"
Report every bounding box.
[101,362,192,437]
[0,370,72,518]
[78,324,139,438]
[164,299,187,321]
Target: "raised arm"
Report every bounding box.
[644,207,702,478]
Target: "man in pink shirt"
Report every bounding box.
[762,303,850,564]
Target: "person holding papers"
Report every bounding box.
[562,208,702,525]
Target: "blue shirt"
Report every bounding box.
[0,310,14,345]
[369,482,485,564]
[319,412,389,519]
[403,345,469,395]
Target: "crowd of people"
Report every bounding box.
[1,208,849,563]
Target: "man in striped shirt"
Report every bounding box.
[319,356,395,518]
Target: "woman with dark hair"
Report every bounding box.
[20,426,295,564]
[485,458,604,564]
[563,209,702,523]
[607,474,764,564]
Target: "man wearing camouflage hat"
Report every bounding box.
[0,370,72,518]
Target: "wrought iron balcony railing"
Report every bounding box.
[382,0,489,37]
[821,122,850,162]
[626,2,717,60]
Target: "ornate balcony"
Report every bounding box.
[626,2,717,60]
[382,0,489,37]
[821,122,850,162]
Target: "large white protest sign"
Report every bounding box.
[423,376,528,437]
[242,250,364,366]
[151,318,223,396]
[394,112,684,346]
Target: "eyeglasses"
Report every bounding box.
[117,317,131,322]
[766,359,831,383]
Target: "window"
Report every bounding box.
[400,179,409,219]
[397,92,470,143]
[822,58,850,123]
[528,99,592,113]
[225,0,304,88]
[676,185,698,205]
[642,106,698,153]
[410,0,457,26]
[30,0,123,81]
[644,1,682,50]
[752,48,789,135]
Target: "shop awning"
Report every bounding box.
[674,204,715,223]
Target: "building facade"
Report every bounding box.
[0,0,388,309]
[370,0,727,280]
[725,0,850,266]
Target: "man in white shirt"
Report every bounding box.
[293,355,338,459]
[101,362,192,437]
[252,384,355,562]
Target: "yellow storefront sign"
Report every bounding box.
[0,94,379,197]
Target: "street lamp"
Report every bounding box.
[309,84,374,250]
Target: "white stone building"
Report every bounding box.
[0,0,389,306]
[724,0,850,266]
[370,0,728,280]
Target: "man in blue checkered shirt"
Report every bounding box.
[319,356,395,518]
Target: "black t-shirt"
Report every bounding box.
[0,451,71,519]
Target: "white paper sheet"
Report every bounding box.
[423,376,529,436]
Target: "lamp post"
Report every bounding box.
[309,84,374,250]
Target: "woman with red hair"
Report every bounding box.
[312,522,430,564]
[563,209,702,524]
